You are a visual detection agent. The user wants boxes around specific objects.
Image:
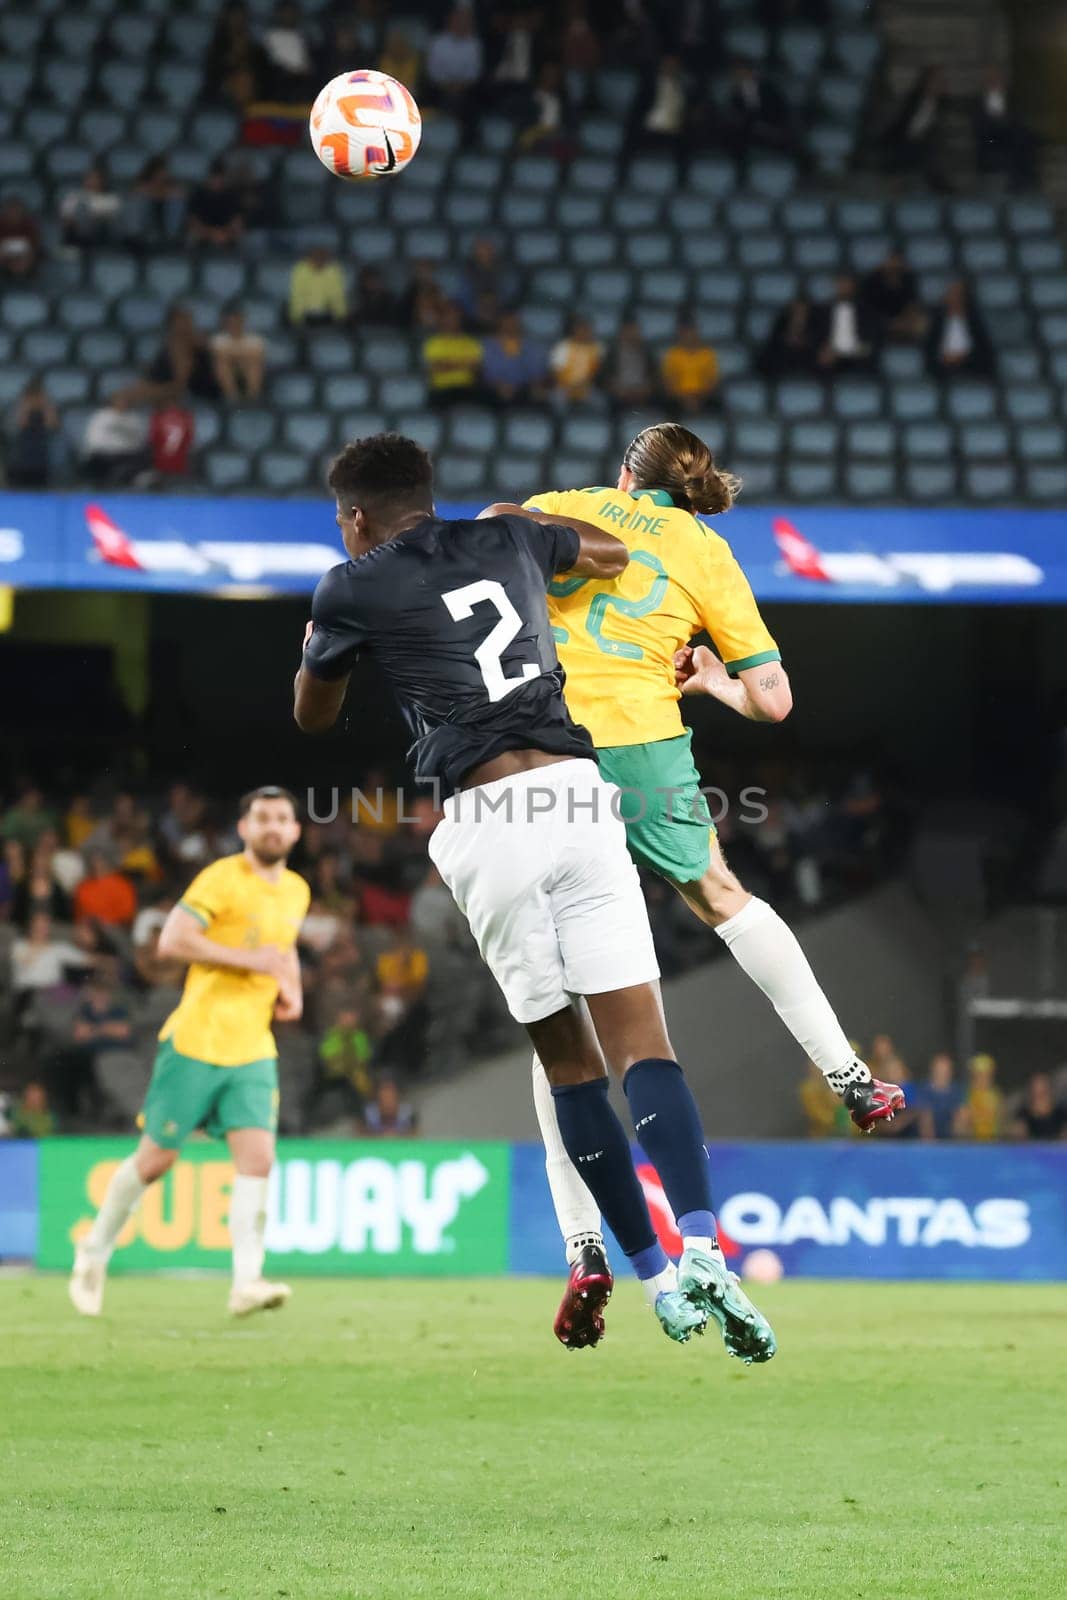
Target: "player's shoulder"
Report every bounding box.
[193,852,241,885]
[281,866,312,909]
[524,486,606,515]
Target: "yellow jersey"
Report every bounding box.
[160,853,310,1067]
[525,486,780,748]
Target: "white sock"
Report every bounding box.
[714,897,863,1083]
[229,1174,269,1287]
[83,1155,146,1263]
[565,1231,607,1266]
[531,1055,602,1250]
[640,1261,678,1309]
[682,1233,724,1264]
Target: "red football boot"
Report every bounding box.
[844,1077,907,1132]
[553,1243,614,1350]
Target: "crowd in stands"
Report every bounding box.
[800,1034,1067,1142]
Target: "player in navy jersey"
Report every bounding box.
[294,433,775,1360]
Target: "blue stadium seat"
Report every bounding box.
[793,235,841,272]
[974,274,1022,312]
[199,260,249,304]
[425,117,461,157]
[880,345,924,382]
[734,419,783,458]
[811,125,854,174]
[725,23,769,60]
[499,193,550,229]
[43,61,91,103]
[242,296,281,335]
[0,142,33,180]
[848,235,892,274]
[1024,465,1067,502]
[698,309,740,343]
[739,235,787,270]
[205,451,253,490]
[110,16,159,58]
[99,61,149,108]
[361,335,412,376]
[490,453,546,498]
[163,15,213,58]
[669,197,716,237]
[833,28,880,76]
[76,329,129,369]
[791,420,839,458]
[282,413,332,455]
[905,461,957,500]
[502,412,555,456]
[568,234,616,268]
[20,330,72,368]
[1004,199,1053,236]
[402,226,450,263]
[273,372,318,411]
[961,238,1010,274]
[479,116,515,155]
[908,235,954,272]
[786,460,838,499]
[321,373,371,414]
[0,63,30,109]
[725,379,769,417]
[638,268,689,307]
[153,62,202,111]
[845,461,897,500]
[338,410,382,440]
[188,110,239,157]
[999,347,1042,384]
[985,308,1030,347]
[227,411,277,453]
[306,336,355,374]
[191,407,221,450]
[731,459,780,499]
[583,269,632,307]
[568,157,617,194]
[144,257,195,302]
[629,307,670,341]
[1017,238,1064,275]
[1039,314,1067,349]
[452,154,502,193]
[626,234,673,270]
[565,415,612,456]
[783,198,831,234]
[777,381,825,420]
[1015,422,1067,462]
[46,368,91,405]
[831,382,883,420]
[694,270,743,307]
[1,292,48,332]
[965,463,1018,500]
[440,193,493,229]
[394,412,445,453]
[894,198,943,236]
[561,195,608,230]
[523,305,565,342]
[730,198,774,234]
[22,109,70,150]
[1030,276,1067,312]
[891,383,941,423]
[511,157,559,193]
[115,293,165,334]
[747,159,797,202]
[258,455,312,496]
[837,200,885,235]
[436,455,489,497]
[951,199,997,234]
[945,384,997,423]
[379,376,427,412]
[714,343,749,381]
[679,232,729,270]
[752,271,798,307]
[781,23,825,77]
[687,159,736,200]
[0,366,30,407]
[529,266,577,304]
[817,73,864,122]
[1005,384,1053,424]
[583,117,625,157]
[592,67,641,114]
[57,293,108,334]
[958,422,1010,459]
[0,15,43,52]
[847,420,896,458]
[129,109,184,156]
[388,190,437,227]
[89,255,140,301]
[447,410,500,454]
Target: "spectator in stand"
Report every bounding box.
[973,66,1037,191]
[2,786,57,850]
[517,62,568,152]
[376,926,428,1010]
[6,378,60,488]
[0,195,41,279]
[261,0,316,101]
[605,318,657,409]
[378,27,422,96]
[424,7,484,137]
[59,164,122,250]
[353,266,403,329]
[157,783,215,869]
[914,1052,964,1140]
[362,1075,417,1138]
[723,57,799,166]
[487,10,538,119]
[289,245,348,326]
[1011,1071,1066,1141]
[861,248,927,343]
[481,312,548,404]
[186,160,245,250]
[560,1,601,72]
[401,259,446,332]
[10,1081,56,1139]
[149,403,196,483]
[661,315,720,412]
[800,1059,852,1137]
[423,301,484,407]
[125,157,186,250]
[12,837,70,926]
[815,276,878,375]
[11,912,94,998]
[306,1001,376,1129]
[121,306,220,408]
[957,1053,1003,1141]
[81,401,150,488]
[632,55,688,168]
[211,307,266,401]
[758,295,818,377]
[205,0,263,108]
[457,238,518,324]
[72,852,137,929]
[926,279,994,378]
[884,65,949,188]
[550,316,604,406]
[52,974,132,1121]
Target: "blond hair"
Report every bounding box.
[622,422,741,516]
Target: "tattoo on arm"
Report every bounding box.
[759,671,780,691]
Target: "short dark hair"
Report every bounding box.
[239,785,299,818]
[327,433,434,515]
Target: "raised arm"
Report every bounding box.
[157,903,290,981]
[675,644,793,724]
[478,501,628,580]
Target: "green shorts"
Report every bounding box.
[596,731,715,884]
[141,1037,279,1149]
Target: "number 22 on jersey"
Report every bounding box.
[549,549,668,660]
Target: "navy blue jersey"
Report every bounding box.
[303,512,595,795]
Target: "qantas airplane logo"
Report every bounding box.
[85,504,339,583]
[772,517,1044,593]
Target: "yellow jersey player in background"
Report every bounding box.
[483,422,904,1348]
[70,786,309,1320]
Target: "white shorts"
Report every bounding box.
[428,759,660,1024]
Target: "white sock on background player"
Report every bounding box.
[531,1055,603,1257]
[229,1174,269,1287]
[82,1155,146,1263]
[713,896,867,1085]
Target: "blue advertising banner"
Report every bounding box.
[509,1141,1067,1281]
[0,1140,39,1261]
[1,492,1066,602]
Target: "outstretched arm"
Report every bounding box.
[675,645,793,723]
[478,501,628,580]
[157,904,290,981]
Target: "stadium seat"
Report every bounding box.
[894,197,943,236]
[1015,423,1067,462]
[188,110,239,157]
[57,293,108,334]
[129,108,184,157]
[452,154,503,193]
[76,329,128,369]
[20,330,71,368]
[379,376,427,412]
[747,159,797,202]
[975,274,1022,312]
[831,382,883,420]
[43,61,91,103]
[880,345,924,382]
[958,422,1010,460]
[511,157,559,193]
[89,255,141,301]
[0,14,43,53]
[1024,465,1067,501]
[687,159,736,200]
[961,238,1010,274]
[890,383,941,423]
[394,411,444,453]
[228,411,277,453]
[205,450,254,490]
[592,67,641,115]
[191,407,222,449]
[282,413,332,455]
[436,454,490,496]
[793,235,841,272]
[258,451,309,492]
[273,372,318,411]
[583,269,632,307]
[528,266,577,304]
[999,348,1042,384]
[638,268,689,307]
[307,336,359,374]
[499,193,550,229]
[786,460,838,498]
[734,419,783,457]
[568,234,616,268]
[908,235,954,273]
[846,421,896,458]
[777,381,825,420]
[848,235,892,274]
[739,235,787,270]
[945,384,997,423]
[1029,276,1067,312]
[110,15,159,58]
[1005,385,1054,424]
[1,292,48,332]
[1017,238,1063,275]
[725,378,769,417]
[791,420,839,458]
[561,195,608,231]
[0,141,33,180]
[964,462,1017,500]
[22,109,70,151]
[447,410,499,455]
[625,234,674,270]
[1005,198,1054,236]
[144,257,195,303]
[694,270,743,307]
[479,116,515,155]
[951,199,997,235]
[903,422,952,460]
[115,293,166,334]
[731,459,780,499]
[679,232,729,269]
[845,461,897,499]
[199,260,249,304]
[905,461,958,500]
[502,412,555,456]
[569,157,617,194]
[45,368,91,405]
[388,190,437,227]
[99,61,148,108]
[523,305,565,342]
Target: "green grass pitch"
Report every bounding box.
[1,1277,1063,1599]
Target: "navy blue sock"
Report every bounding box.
[551,1078,665,1272]
[624,1058,715,1225]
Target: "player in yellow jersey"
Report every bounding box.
[69,787,310,1319]
[483,422,903,1346]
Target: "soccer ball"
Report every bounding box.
[309,70,421,181]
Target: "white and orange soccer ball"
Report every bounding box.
[309,69,421,181]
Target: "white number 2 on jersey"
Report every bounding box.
[441,579,540,704]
